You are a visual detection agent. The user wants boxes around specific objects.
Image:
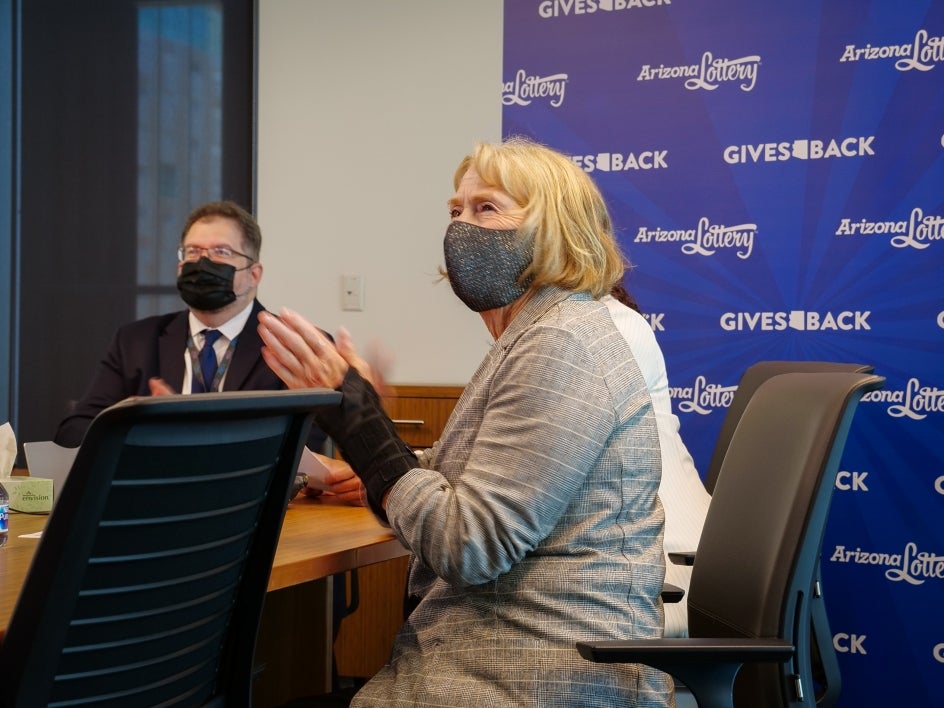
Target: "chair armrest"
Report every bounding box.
[577,638,795,708]
[577,637,794,664]
[668,551,696,566]
[661,583,685,603]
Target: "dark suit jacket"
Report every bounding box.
[55,300,328,450]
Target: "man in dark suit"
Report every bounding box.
[55,200,327,451]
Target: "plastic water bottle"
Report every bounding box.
[0,480,8,547]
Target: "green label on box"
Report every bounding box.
[6,478,54,513]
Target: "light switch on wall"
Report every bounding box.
[341,274,365,311]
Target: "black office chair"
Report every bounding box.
[578,371,884,708]
[0,388,339,708]
[693,360,874,707]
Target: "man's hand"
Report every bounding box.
[148,377,177,396]
[299,450,366,506]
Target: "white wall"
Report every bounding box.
[257,0,503,385]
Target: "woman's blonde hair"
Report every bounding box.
[454,137,626,298]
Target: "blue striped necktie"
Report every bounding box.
[197,329,222,393]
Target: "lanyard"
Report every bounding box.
[186,333,238,392]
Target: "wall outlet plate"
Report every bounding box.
[341,274,365,311]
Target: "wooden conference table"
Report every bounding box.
[0,496,408,705]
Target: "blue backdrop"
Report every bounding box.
[502,1,943,704]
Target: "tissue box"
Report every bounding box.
[3,476,54,513]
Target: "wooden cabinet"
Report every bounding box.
[384,384,465,448]
[332,385,463,680]
[331,557,410,681]
[252,580,332,706]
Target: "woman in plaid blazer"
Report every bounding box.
[258,138,673,707]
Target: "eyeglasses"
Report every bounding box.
[177,245,255,263]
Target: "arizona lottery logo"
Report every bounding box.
[831,542,944,586]
[670,375,736,415]
[863,377,944,420]
[835,207,944,250]
[634,217,758,259]
[840,29,944,72]
[637,51,761,91]
[502,69,568,108]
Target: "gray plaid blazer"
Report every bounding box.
[353,287,673,707]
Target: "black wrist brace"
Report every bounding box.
[315,368,417,521]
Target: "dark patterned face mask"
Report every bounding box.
[443,221,533,312]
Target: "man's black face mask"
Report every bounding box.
[177,257,239,311]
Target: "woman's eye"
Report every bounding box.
[449,207,461,218]
[478,203,496,212]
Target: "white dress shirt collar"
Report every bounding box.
[188,300,255,343]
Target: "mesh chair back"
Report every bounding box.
[687,372,883,706]
[0,389,339,708]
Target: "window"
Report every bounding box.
[9,0,253,445]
